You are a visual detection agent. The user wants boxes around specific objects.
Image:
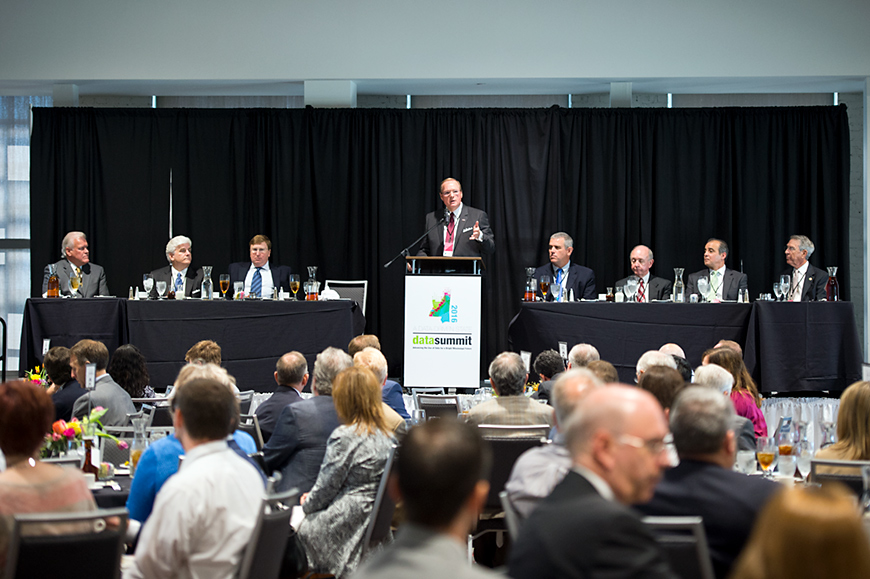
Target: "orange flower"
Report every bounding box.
[51,420,68,435]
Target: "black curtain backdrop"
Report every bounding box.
[30,105,851,378]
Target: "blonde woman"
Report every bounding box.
[815,381,870,465]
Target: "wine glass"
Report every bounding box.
[155,280,167,299]
[795,440,814,483]
[757,436,779,479]
[779,275,791,301]
[142,274,154,299]
[696,276,710,303]
[624,276,638,302]
[69,271,83,297]
[538,275,551,301]
[219,274,230,299]
[289,274,300,300]
[773,282,782,302]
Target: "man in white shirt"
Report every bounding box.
[615,245,672,302]
[227,234,292,298]
[782,235,828,301]
[686,238,748,301]
[125,377,265,579]
[417,177,495,260]
[149,235,204,298]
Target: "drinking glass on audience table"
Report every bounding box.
[779,275,791,301]
[538,275,551,301]
[624,276,639,302]
[735,450,757,474]
[777,430,797,457]
[411,409,426,425]
[757,436,779,479]
[773,282,782,302]
[143,274,154,298]
[795,441,814,483]
[696,276,710,303]
[155,280,168,299]
[219,274,230,299]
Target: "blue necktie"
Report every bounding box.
[174,272,183,294]
[252,268,262,297]
[555,268,563,302]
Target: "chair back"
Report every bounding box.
[4,507,128,579]
[102,437,131,467]
[238,390,255,415]
[237,486,300,579]
[239,413,265,451]
[477,423,551,439]
[810,458,870,496]
[642,516,715,579]
[415,394,461,420]
[409,387,444,396]
[499,490,522,538]
[362,444,398,558]
[480,431,546,509]
[150,403,174,427]
[39,455,82,468]
[324,279,368,314]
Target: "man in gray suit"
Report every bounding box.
[70,339,136,426]
[42,231,109,298]
[418,177,495,260]
[686,238,748,301]
[615,245,672,302]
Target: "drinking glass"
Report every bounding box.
[779,275,791,301]
[219,274,230,298]
[777,429,797,458]
[289,274,300,300]
[696,276,710,302]
[795,441,814,483]
[777,455,797,479]
[143,274,154,298]
[411,409,427,425]
[757,436,779,478]
[735,450,757,474]
[538,275,551,301]
[69,272,83,297]
[773,282,782,302]
[624,276,639,302]
[155,280,167,299]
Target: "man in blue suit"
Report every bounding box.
[348,334,409,420]
[228,234,292,298]
[533,232,596,301]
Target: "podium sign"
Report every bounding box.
[403,274,481,388]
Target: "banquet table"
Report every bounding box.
[21,297,366,392]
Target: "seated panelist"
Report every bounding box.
[228,234,292,297]
[685,238,748,301]
[782,235,828,301]
[41,231,109,298]
[614,245,672,302]
[149,235,204,298]
[533,232,596,301]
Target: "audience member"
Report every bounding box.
[41,231,109,298]
[586,359,619,383]
[108,344,154,399]
[530,349,565,403]
[185,339,222,365]
[671,356,692,382]
[714,339,742,356]
[43,346,85,421]
[567,343,599,368]
[693,364,756,451]
[70,339,136,426]
[353,419,498,579]
[149,235,204,298]
[466,352,555,431]
[298,367,395,578]
[702,347,767,438]
[348,335,409,420]
[263,347,350,494]
[508,386,674,578]
[505,369,602,518]
[730,484,870,579]
[254,351,308,443]
[635,349,678,382]
[659,343,685,358]
[815,381,870,467]
[638,365,686,416]
[353,347,407,433]
[635,387,779,578]
[228,234,292,297]
[125,378,264,579]
[0,381,96,570]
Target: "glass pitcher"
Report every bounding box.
[130,417,149,477]
[825,266,839,301]
[201,266,214,300]
[673,268,685,303]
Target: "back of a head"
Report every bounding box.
[173,378,237,442]
[314,347,353,396]
[731,485,870,579]
[398,419,492,528]
[693,363,734,395]
[185,340,222,365]
[533,349,565,381]
[565,385,653,458]
[586,360,619,384]
[671,356,692,383]
[353,347,388,385]
[332,366,387,434]
[715,340,743,357]
[831,380,870,460]
[70,339,110,371]
[348,334,381,358]
[488,352,526,396]
[659,343,685,359]
[636,350,678,374]
[108,344,150,398]
[669,386,733,458]
[43,346,72,385]
[276,351,308,386]
[568,343,600,368]
[551,368,602,425]
[703,347,760,405]
[0,381,54,458]
[173,362,236,393]
[638,366,686,411]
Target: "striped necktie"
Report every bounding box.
[252,268,262,297]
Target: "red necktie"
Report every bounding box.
[446,213,455,244]
[638,279,645,303]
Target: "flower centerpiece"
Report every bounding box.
[24,365,47,387]
[41,406,128,458]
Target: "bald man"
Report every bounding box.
[615,245,672,302]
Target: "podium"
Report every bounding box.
[403,256,483,389]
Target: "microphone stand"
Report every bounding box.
[384,215,447,269]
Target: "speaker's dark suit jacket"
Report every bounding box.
[262,395,341,494]
[781,264,829,301]
[228,261,293,293]
[148,265,204,298]
[615,275,673,301]
[635,459,780,579]
[508,470,675,579]
[686,268,748,301]
[534,262,597,301]
[417,205,495,260]
[42,259,109,298]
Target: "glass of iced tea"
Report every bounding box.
[289,274,300,300]
[219,274,230,298]
[538,275,551,301]
[757,436,779,478]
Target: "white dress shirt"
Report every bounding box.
[125,439,265,579]
[244,261,275,296]
[442,203,483,256]
[171,267,189,296]
[551,263,569,302]
[636,273,651,303]
[790,261,809,302]
[708,266,727,300]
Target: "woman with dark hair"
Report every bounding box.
[108,344,154,398]
[297,366,395,578]
[0,381,96,568]
[703,347,768,438]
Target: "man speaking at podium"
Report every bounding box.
[417,178,495,260]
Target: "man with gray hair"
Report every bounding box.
[533,232,596,301]
[615,245,672,302]
[635,349,678,382]
[509,386,675,578]
[42,231,109,297]
[466,352,555,430]
[783,234,828,301]
[505,369,602,518]
[149,235,204,298]
[636,386,779,579]
[567,342,599,369]
[693,364,756,451]
[253,351,308,443]
[263,346,351,493]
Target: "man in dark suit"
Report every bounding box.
[615,245,672,302]
[262,347,351,494]
[417,177,495,261]
[782,235,828,301]
[693,363,756,451]
[508,386,676,579]
[685,238,748,301]
[530,349,564,403]
[41,231,109,298]
[254,351,307,443]
[228,234,292,298]
[635,386,779,579]
[44,346,85,421]
[533,232,596,301]
[149,235,204,298]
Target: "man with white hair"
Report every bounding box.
[353,347,407,435]
[635,349,678,382]
[782,234,828,301]
[508,386,675,578]
[659,343,685,358]
[149,235,204,298]
[42,231,109,297]
[693,364,756,451]
[466,352,555,430]
[567,343,599,369]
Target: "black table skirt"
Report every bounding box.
[91,475,132,509]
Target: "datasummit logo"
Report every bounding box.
[429,291,457,323]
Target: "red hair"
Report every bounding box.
[0,380,54,456]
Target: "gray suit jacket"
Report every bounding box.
[686,268,748,301]
[42,259,109,298]
[732,415,756,451]
[417,204,495,259]
[71,374,136,427]
[615,274,673,301]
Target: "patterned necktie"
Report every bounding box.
[446,213,455,244]
[175,272,183,294]
[710,270,719,300]
[637,278,645,303]
[75,267,82,295]
[252,267,262,297]
[555,268,563,302]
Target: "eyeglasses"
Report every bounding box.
[618,433,672,455]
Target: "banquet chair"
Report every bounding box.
[361,444,398,559]
[4,507,128,579]
[239,413,265,451]
[409,387,444,396]
[415,394,461,420]
[476,423,551,439]
[39,455,82,468]
[323,280,368,315]
[810,458,870,496]
[498,490,522,539]
[642,516,715,579]
[238,390,255,415]
[237,485,300,579]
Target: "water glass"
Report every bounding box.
[779,275,791,301]
[624,276,639,302]
[696,276,710,302]
[773,282,782,301]
[777,454,797,479]
[411,409,427,425]
[796,442,813,482]
[735,450,757,474]
[143,274,154,297]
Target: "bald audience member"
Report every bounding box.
[567,343,599,369]
[715,340,742,356]
[694,364,756,451]
[586,360,619,384]
[353,347,407,434]
[348,334,409,419]
[508,386,676,578]
[254,351,308,443]
[659,343,685,358]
